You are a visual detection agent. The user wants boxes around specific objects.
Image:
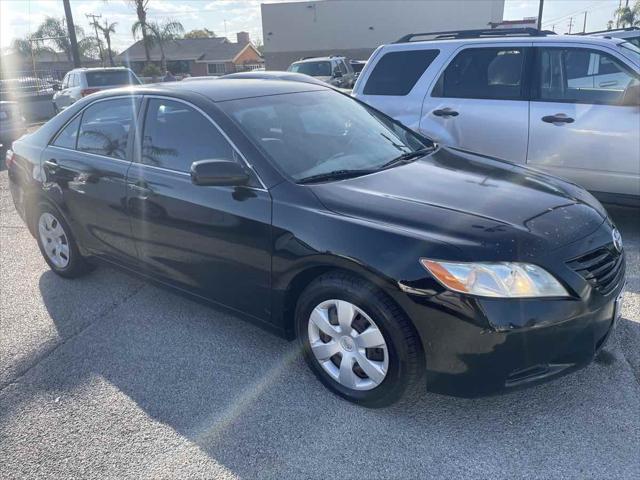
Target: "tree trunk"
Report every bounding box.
[106,35,115,66]
[136,2,151,63]
[160,42,166,72]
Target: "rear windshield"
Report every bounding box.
[86,71,140,87]
[288,61,332,77]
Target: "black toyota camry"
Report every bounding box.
[6,80,625,407]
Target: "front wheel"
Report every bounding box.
[35,205,92,278]
[296,272,424,407]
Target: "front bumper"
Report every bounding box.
[397,248,625,398]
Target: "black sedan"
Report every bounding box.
[6,79,625,407]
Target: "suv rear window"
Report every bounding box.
[363,49,439,96]
[433,47,526,100]
[86,71,139,87]
[288,61,332,77]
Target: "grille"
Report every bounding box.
[567,244,625,296]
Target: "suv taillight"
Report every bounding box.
[81,88,100,97]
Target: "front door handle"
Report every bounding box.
[432,108,459,118]
[542,114,574,124]
[599,80,617,88]
[44,158,59,172]
[128,181,152,199]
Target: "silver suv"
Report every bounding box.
[53,67,140,112]
[287,56,356,88]
[353,29,640,206]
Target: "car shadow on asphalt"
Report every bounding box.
[1,259,637,478]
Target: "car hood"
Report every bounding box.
[308,147,607,262]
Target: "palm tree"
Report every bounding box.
[147,20,185,73]
[129,0,152,63]
[96,21,118,66]
[616,0,640,27]
[33,16,97,62]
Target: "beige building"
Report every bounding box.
[261,0,505,70]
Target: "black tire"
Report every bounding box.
[296,271,424,407]
[35,203,92,278]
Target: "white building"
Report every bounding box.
[261,0,506,69]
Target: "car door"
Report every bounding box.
[126,96,272,320]
[527,45,640,199]
[42,96,141,262]
[55,74,71,109]
[421,44,532,163]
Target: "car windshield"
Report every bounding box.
[219,90,431,182]
[86,71,140,87]
[288,61,332,77]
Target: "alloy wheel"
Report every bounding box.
[38,212,70,268]
[307,299,389,391]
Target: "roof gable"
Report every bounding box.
[117,37,261,63]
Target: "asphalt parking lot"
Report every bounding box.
[0,170,639,479]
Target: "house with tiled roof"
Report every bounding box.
[117,32,263,76]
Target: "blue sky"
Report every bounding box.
[0,0,624,53]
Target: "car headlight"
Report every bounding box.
[420,259,569,298]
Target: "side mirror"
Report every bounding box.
[190,159,250,187]
[333,69,343,78]
[52,83,61,91]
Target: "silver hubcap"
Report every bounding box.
[308,299,389,391]
[38,212,70,268]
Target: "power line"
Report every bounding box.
[542,0,609,27]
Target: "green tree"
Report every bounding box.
[95,21,118,66]
[129,0,152,63]
[33,16,97,61]
[147,20,185,72]
[616,0,640,27]
[184,28,216,39]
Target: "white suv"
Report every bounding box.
[353,29,640,206]
[287,56,356,88]
[53,67,140,112]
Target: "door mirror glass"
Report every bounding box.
[52,83,61,91]
[333,69,343,78]
[191,159,249,186]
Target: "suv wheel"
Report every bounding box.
[36,205,92,278]
[296,272,424,407]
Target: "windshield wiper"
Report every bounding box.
[297,169,377,184]
[379,147,435,170]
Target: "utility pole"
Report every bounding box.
[582,11,588,33]
[86,13,104,66]
[567,16,574,34]
[537,0,544,30]
[62,0,81,67]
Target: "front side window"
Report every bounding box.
[433,47,525,100]
[77,97,139,159]
[537,47,639,105]
[288,61,332,77]
[220,90,430,182]
[52,115,81,149]
[141,99,234,171]
[364,49,439,96]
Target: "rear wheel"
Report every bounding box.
[296,272,424,407]
[36,205,92,278]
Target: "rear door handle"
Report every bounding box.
[542,114,574,124]
[432,108,459,118]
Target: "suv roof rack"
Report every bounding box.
[394,28,555,43]
[573,26,640,35]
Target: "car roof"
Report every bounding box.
[292,56,342,63]
[387,34,627,49]
[70,67,131,72]
[223,71,329,86]
[92,78,328,103]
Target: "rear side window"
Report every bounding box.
[77,98,139,159]
[141,99,234,172]
[86,71,139,87]
[52,116,81,149]
[433,47,526,100]
[363,49,439,95]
